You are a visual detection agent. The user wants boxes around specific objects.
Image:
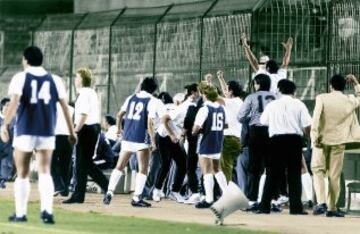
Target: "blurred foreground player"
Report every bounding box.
[0,46,76,224]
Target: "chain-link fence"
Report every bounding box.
[1,0,360,115]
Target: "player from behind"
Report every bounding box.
[192,82,228,208]
[103,77,161,207]
[0,46,76,224]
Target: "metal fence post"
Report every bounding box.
[199,0,219,82]
[69,12,88,101]
[326,0,334,93]
[107,8,127,113]
[152,4,173,78]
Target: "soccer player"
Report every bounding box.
[103,77,162,207]
[192,82,227,208]
[0,46,76,224]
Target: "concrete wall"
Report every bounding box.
[74,0,204,13]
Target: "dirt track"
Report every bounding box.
[1,183,360,234]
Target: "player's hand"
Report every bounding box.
[204,73,213,85]
[216,70,224,80]
[116,128,123,137]
[282,37,293,51]
[314,135,323,148]
[346,74,359,85]
[169,134,179,144]
[68,134,77,145]
[241,33,249,48]
[150,141,157,151]
[0,125,9,143]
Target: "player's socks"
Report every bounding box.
[14,178,30,218]
[133,173,147,201]
[107,169,124,196]
[204,174,214,203]
[38,173,54,214]
[214,171,227,193]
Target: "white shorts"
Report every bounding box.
[13,135,55,152]
[199,153,221,160]
[121,140,149,153]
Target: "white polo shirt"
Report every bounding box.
[157,100,192,138]
[260,95,312,137]
[223,97,243,138]
[256,68,287,94]
[55,103,74,135]
[75,87,100,125]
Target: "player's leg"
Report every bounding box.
[131,148,151,207]
[213,159,227,193]
[9,149,32,222]
[195,157,214,208]
[36,149,55,224]
[103,149,133,204]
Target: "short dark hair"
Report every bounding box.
[227,80,243,98]
[158,92,173,104]
[266,60,279,74]
[184,83,198,96]
[330,74,346,91]
[23,46,43,66]
[104,114,116,126]
[278,79,296,94]
[254,74,271,91]
[0,97,10,112]
[141,77,158,94]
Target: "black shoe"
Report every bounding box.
[290,210,308,215]
[303,200,313,209]
[41,211,55,224]
[131,199,151,207]
[103,193,113,205]
[271,203,282,213]
[244,202,259,212]
[195,200,213,209]
[326,210,345,218]
[8,214,27,223]
[60,189,69,197]
[313,203,327,215]
[254,209,270,214]
[62,197,84,204]
[0,178,6,189]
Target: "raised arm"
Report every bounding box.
[216,70,230,98]
[281,37,293,69]
[241,33,259,72]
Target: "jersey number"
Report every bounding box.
[30,80,51,104]
[127,102,144,120]
[211,113,224,131]
[257,95,275,113]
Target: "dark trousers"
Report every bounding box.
[187,135,199,193]
[155,134,186,192]
[71,124,109,201]
[247,126,269,201]
[51,135,73,193]
[260,134,303,213]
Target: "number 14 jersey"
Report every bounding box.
[8,67,67,137]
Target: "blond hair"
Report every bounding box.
[198,81,218,102]
[76,68,93,87]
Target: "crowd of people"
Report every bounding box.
[1,33,359,224]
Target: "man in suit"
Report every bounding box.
[311,74,360,217]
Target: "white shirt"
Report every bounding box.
[256,68,287,94]
[75,87,100,125]
[223,97,243,138]
[55,103,74,135]
[195,101,227,127]
[157,102,189,138]
[105,125,118,142]
[260,95,312,137]
[8,66,66,99]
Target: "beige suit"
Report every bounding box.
[311,84,360,211]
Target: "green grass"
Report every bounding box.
[0,199,274,234]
